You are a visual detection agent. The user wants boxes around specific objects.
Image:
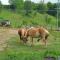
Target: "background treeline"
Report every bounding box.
[0,0,57,16]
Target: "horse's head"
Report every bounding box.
[21,36,28,43]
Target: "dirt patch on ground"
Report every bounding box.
[0,28,18,51]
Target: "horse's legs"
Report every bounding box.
[19,35,24,44]
[31,37,33,46]
[19,36,22,43]
[42,35,47,46]
[43,35,49,46]
[43,39,46,46]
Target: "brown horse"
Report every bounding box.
[18,28,28,43]
[24,27,49,46]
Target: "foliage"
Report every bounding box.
[9,0,24,13]
[0,1,2,11]
[36,2,47,14]
[24,0,32,16]
[9,0,57,16]
[47,2,57,16]
[0,10,57,28]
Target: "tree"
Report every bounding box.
[24,0,32,15]
[36,2,47,14]
[47,2,57,16]
[0,1,2,11]
[9,4,16,11]
[9,0,24,13]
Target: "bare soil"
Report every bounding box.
[0,28,18,51]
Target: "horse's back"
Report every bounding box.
[27,27,40,37]
[27,27,49,37]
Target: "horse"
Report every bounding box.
[18,28,28,43]
[24,27,49,46]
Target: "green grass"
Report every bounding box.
[0,10,57,28]
[0,31,60,60]
[0,10,59,60]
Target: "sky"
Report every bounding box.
[0,0,9,5]
[31,0,58,3]
[0,0,58,5]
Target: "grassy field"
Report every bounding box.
[0,28,60,60]
[0,10,59,60]
[0,10,57,28]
